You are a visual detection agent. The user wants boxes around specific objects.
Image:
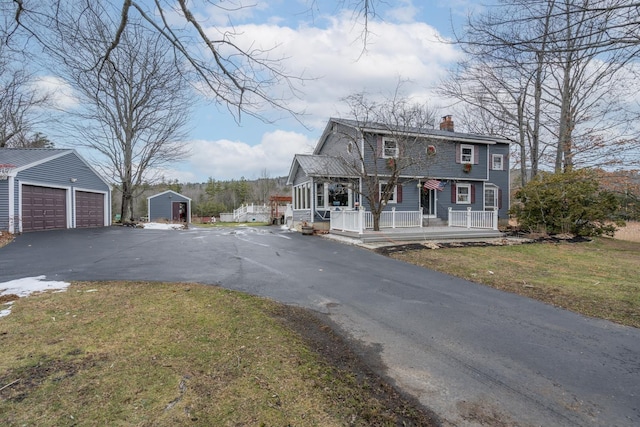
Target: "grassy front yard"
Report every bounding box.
[0,282,436,426]
[386,237,640,328]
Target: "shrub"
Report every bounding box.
[511,169,624,237]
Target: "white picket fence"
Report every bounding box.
[330,208,422,233]
[448,207,498,230]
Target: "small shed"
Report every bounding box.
[0,148,112,233]
[147,190,191,223]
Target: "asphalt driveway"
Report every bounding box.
[1,225,639,426]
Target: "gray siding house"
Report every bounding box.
[0,148,111,233]
[286,116,510,230]
[147,190,191,223]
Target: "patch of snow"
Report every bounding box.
[0,275,71,318]
[142,222,185,230]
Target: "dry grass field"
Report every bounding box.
[613,221,640,242]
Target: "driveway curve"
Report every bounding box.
[1,226,638,426]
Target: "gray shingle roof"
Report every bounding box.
[330,117,507,145]
[0,148,74,169]
[294,154,359,177]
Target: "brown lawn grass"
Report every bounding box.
[0,282,436,426]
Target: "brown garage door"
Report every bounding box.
[22,185,67,231]
[76,191,104,228]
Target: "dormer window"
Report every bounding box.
[383,138,398,158]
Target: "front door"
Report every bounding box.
[421,186,437,217]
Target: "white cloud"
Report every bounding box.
[183,129,315,181]
[31,76,78,109]
[386,0,421,23]
[202,13,461,124]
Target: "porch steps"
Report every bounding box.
[330,226,504,243]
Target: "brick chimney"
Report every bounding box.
[439,115,454,132]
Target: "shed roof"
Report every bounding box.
[147,190,192,201]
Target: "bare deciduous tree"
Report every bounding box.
[2,0,385,125]
[329,88,437,231]
[0,48,49,147]
[57,14,191,222]
[446,0,640,181]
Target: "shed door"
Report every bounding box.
[76,191,105,228]
[22,185,67,231]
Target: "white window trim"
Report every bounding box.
[460,144,474,164]
[379,181,397,204]
[382,137,398,158]
[492,154,504,170]
[456,183,471,204]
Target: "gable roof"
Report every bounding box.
[147,190,192,201]
[287,154,359,185]
[0,148,111,187]
[314,117,509,154]
[0,148,74,170]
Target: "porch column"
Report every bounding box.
[493,207,499,230]
[466,207,472,229]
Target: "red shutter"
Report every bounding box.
[498,189,503,209]
[376,136,383,158]
[471,184,476,204]
[455,143,461,164]
[474,146,479,164]
[451,183,457,204]
[397,184,403,203]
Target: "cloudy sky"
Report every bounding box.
[41,0,478,183]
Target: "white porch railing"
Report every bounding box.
[448,207,498,230]
[365,209,422,229]
[330,208,422,233]
[233,203,269,221]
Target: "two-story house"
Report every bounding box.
[286,116,510,232]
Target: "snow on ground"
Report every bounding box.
[142,222,185,230]
[0,276,71,318]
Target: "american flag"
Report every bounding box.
[424,179,445,191]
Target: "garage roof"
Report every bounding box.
[0,148,73,170]
[0,148,111,186]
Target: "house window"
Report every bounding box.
[328,182,349,207]
[460,144,474,164]
[294,183,310,209]
[316,181,351,209]
[456,184,471,204]
[383,138,398,158]
[316,183,325,208]
[379,182,397,204]
[484,186,498,209]
[492,154,504,170]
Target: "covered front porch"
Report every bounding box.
[286,205,504,242]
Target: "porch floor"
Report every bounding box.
[329,226,503,244]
